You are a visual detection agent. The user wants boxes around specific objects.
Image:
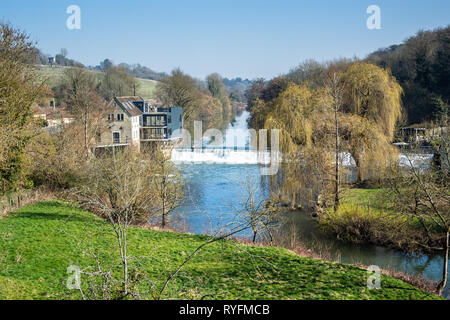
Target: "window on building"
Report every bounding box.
[117,114,124,122]
[113,132,120,144]
[168,128,172,136]
[168,115,172,123]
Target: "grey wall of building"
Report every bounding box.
[165,107,183,140]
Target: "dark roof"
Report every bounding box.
[113,96,143,117]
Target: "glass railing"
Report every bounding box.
[141,135,167,140]
[141,131,167,140]
[144,120,167,127]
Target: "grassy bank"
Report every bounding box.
[0,201,442,300]
[318,188,440,251]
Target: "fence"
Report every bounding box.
[0,189,54,217]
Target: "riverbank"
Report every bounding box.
[318,188,444,253]
[0,201,442,300]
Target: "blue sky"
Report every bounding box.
[1,0,449,79]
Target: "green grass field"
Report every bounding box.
[340,188,390,211]
[37,66,157,100]
[0,201,442,300]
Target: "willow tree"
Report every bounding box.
[264,83,319,152]
[262,79,400,207]
[343,62,403,141]
[341,62,403,182]
[338,114,398,183]
[263,84,333,208]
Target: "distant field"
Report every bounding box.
[36,65,157,100]
[135,77,157,100]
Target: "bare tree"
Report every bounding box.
[149,145,184,229]
[62,67,107,160]
[324,71,345,212]
[72,148,157,297]
[232,176,280,243]
[60,48,68,58]
[387,124,449,295]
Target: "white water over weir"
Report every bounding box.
[171,148,433,168]
[171,148,274,164]
[169,111,434,168]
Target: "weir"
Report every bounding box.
[171,148,273,165]
[170,110,434,168]
[171,148,433,168]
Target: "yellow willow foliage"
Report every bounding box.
[343,62,403,141]
[264,83,322,153]
[338,113,399,182]
[262,75,400,188]
[248,98,270,130]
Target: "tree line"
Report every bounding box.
[366,25,449,125]
[155,69,238,131]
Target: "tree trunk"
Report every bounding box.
[161,214,166,229]
[252,230,257,243]
[354,156,363,184]
[118,229,128,297]
[84,112,89,160]
[161,200,166,229]
[123,235,128,296]
[437,230,449,296]
[334,106,340,212]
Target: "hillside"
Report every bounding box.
[0,201,442,300]
[37,65,157,100]
[366,25,450,124]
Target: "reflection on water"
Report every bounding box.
[172,110,449,298]
[173,163,268,237]
[281,211,448,297]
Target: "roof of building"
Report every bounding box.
[32,105,74,119]
[113,96,144,117]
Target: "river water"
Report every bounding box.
[172,111,449,298]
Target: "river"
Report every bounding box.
[172,110,449,298]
